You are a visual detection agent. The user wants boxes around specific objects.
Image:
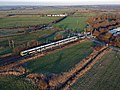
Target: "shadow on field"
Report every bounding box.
[51,52,63,70]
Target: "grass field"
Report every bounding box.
[0,75,37,90]
[54,16,88,32]
[54,12,97,32]
[73,12,98,17]
[24,41,94,74]
[0,17,60,29]
[0,47,12,56]
[0,8,72,16]
[71,50,120,90]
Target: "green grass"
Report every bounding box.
[0,8,72,16]
[73,12,97,17]
[54,16,88,32]
[24,41,94,74]
[38,31,71,43]
[54,12,97,32]
[71,50,120,90]
[0,75,37,90]
[0,17,60,28]
[0,47,12,56]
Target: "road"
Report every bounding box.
[86,34,120,51]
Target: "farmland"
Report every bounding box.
[54,16,87,32]
[0,8,73,16]
[54,12,97,32]
[24,41,94,74]
[71,50,120,90]
[0,5,120,90]
[0,75,37,90]
[0,17,60,29]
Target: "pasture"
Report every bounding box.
[0,75,37,90]
[0,8,72,16]
[0,17,60,29]
[54,16,88,32]
[24,41,94,74]
[54,12,97,32]
[71,50,120,90]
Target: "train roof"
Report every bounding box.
[21,36,78,53]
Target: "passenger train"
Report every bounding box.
[20,34,87,56]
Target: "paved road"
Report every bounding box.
[110,46,120,51]
[86,34,120,51]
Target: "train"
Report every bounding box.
[20,32,90,56]
[20,36,82,56]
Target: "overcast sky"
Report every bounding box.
[0,0,120,6]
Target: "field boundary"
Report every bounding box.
[47,46,111,90]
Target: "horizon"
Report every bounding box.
[0,0,120,6]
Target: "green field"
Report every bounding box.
[0,8,72,16]
[54,16,88,32]
[73,12,98,17]
[71,50,120,90]
[0,17,60,29]
[0,47,12,56]
[24,41,94,74]
[0,75,37,90]
[54,12,97,32]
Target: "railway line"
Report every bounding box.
[1,32,119,66]
[0,55,23,66]
[0,35,85,66]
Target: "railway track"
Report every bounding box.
[0,55,23,66]
[0,39,86,68]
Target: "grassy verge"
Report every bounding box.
[71,50,120,90]
[0,47,12,56]
[0,75,37,90]
[24,41,94,74]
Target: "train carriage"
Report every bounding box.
[20,36,79,56]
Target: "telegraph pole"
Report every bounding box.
[11,40,15,48]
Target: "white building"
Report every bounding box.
[47,14,67,17]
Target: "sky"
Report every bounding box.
[0,0,120,6]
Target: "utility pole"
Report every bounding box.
[11,40,15,48]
